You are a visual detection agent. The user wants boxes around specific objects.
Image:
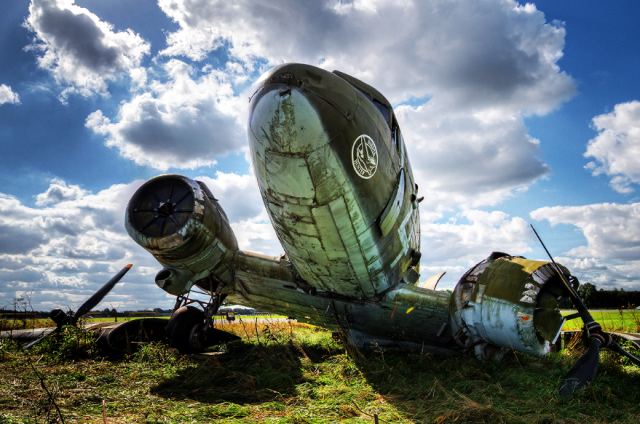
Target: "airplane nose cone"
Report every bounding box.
[248,63,356,155]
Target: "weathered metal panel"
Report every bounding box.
[329,196,375,297]
[306,146,346,205]
[268,202,319,237]
[265,152,316,199]
[311,205,347,260]
[449,255,567,358]
[250,87,332,155]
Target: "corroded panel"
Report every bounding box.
[311,205,347,260]
[265,152,315,198]
[307,143,348,206]
[329,196,374,297]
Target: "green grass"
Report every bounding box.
[1,315,287,332]
[1,321,640,423]
[562,309,640,332]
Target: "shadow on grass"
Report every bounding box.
[150,340,338,405]
[350,344,640,423]
[147,322,640,422]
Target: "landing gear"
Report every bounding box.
[165,277,240,354]
[166,306,207,354]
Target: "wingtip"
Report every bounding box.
[125,264,133,268]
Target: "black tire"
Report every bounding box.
[165,306,204,354]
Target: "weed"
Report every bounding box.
[29,323,99,362]
[1,320,639,422]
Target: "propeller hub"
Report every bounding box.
[50,308,70,328]
[128,176,195,238]
[157,202,174,218]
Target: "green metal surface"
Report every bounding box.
[125,63,572,358]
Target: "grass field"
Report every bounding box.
[562,310,640,332]
[0,315,286,332]
[1,320,640,423]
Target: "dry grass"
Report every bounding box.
[1,321,639,423]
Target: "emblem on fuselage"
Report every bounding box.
[351,135,378,179]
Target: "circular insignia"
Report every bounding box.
[351,135,378,179]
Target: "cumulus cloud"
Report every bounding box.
[35,178,88,205]
[584,101,640,193]
[531,203,640,289]
[0,172,282,310]
[555,256,640,290]
[0,179,163,310]
[398,102,549,212]
[149,0,574,208]
[24,0,150,100]
[158,0,573,111]
[418,209,533,289]
[422,210,532,264]
[86,60,245,170]
[531,203,640,261]
[0,84,20,105]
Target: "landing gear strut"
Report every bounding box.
[166,277,239,353]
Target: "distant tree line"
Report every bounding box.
[559,282,640,309]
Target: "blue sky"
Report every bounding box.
[1,0,640,311]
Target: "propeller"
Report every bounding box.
[22,264,133,350]
[530,225,640,396]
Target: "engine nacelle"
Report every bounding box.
[450,253,569,359]
[125,174,238,295]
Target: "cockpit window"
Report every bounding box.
[392,115,404,158]
[332,69,392,125]
[355,87,371,101]
[373,99,390,123]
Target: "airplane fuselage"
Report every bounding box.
[248,63,420,299]
[125,63,569,357]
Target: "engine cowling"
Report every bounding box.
[449,253,569,359]
[125,174,238,295]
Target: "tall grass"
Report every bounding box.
[1,320,639,422]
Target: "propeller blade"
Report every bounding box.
[22,328,58,351]
[558,337,602,396]
[72,264,132,323]
[607,340,640,367]
[530,225,611,396]
[533,308,565,343]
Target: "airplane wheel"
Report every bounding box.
[166,306,205,354]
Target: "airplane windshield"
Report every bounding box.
[355,87,371,101]
[373,99,390,123]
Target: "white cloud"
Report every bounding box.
[86,60,245,170]
[0,84,20,105]
[398,102,549,212]
[0,179,166,311]
[152,0,573,207]
[531,202,640,261]
[531,203,640,290]
[555,256,640,290]
[35,178,88,205]
[584,100,640,193]
[0,172,283,310]
[24,0,150,100]
[158,0,573,112]
[195,172,283,255]
[422,210,531,263]
[420,209,532,289]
